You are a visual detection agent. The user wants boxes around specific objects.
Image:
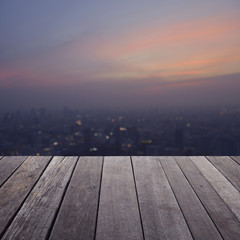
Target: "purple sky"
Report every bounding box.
[0,0,240,110]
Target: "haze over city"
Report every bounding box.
[0,0,240,111]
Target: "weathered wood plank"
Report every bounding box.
[0,156,27,186]
[175,156,240,240]
[0,156,51,237]
[159,157,222,240]
[2,156,78,240]
[191,156,240,222]
[207,156,240,192]
[231,156,240,165]
[49,156,103,240]
[132,156,193,240]
[96,156,143,240]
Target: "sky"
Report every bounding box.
[0,0,240,110]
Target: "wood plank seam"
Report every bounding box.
[230,156,240,166]
[0,156,53,239]
[173,157,225,240]
[190,156,240,222]
[195,156,239,200]
[205,156,229,184]
[203,160,240,222]
[49,156,103,240]
[46,156,80,239]
[174,156,229,239]
[1,156,239,239]
[96,157,143,240]
[0,156,28,188]
[206,156,240,192]
[184,156,240,239]
[178,157,226,234]
[2,156,78,239]
[130,156,146,240]
[158,158,195,240]
[93,157,104,240]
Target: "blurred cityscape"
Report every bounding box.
[0,106,240,156]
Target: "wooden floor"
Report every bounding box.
[0,156,240,240]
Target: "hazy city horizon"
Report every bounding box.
[1,105,240,156]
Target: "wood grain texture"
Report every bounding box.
[96,156,143,240]
[207,156,240,192]
[175,156,240,240]
[0,156,51,237]
[132,156,192,240]
[160,157,222,240]
[231,156,240,165]
[1,155,240,240]
[0,156,27,186]
[191,156,240,222]
[50,156,103,240]
[2,156,78,240]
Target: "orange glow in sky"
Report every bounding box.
[1,1,240,109]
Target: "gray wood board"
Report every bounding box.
[175,156,240,240]
[191,156,240,222]
[0,156,51,237]
[2,156,78,240]
[207,156,240,192]
[132,156,193,240]
[0,156,27,186]
[50,156,103,240]
[231,156,240,165]
[96,156,143,240]
[160,156,222,240]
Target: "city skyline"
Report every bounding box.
[1,1,240,110]
[1,106,240,156]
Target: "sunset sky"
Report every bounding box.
[0,0,240,110]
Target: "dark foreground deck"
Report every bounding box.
[0,156,240,240]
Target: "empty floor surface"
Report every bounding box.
[0,156,240,240]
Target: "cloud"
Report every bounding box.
[0,10,239,94]
[1,73,240,111]
[90,12,240,80]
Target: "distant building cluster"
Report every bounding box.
[0,106,240,156]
